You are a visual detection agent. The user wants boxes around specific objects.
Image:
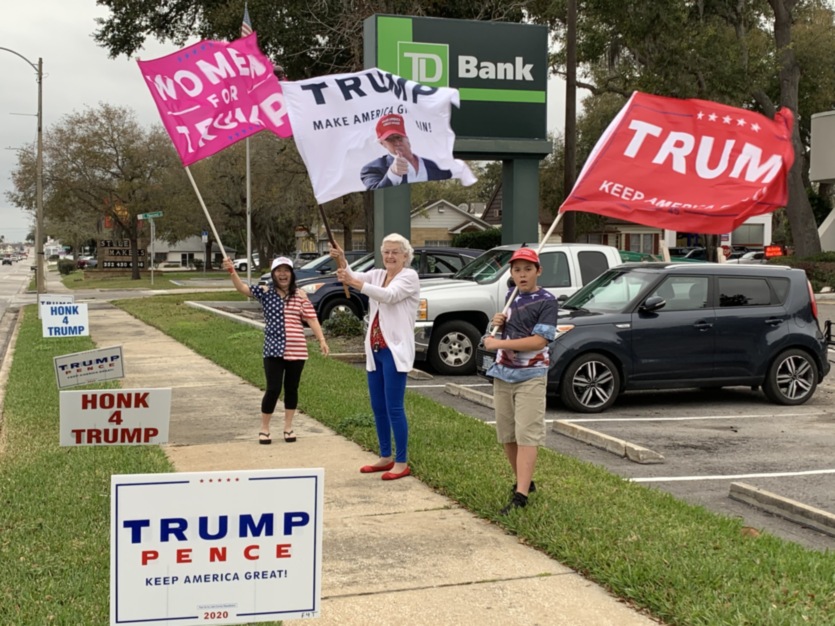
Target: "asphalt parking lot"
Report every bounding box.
[407,364,835,552]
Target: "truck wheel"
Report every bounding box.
[560,352,620,413]
[762,349,818,405]
[429,321,480,375]
[320,297,361,321]
[237,262,247,272]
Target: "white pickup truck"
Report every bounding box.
[415,243,623,374]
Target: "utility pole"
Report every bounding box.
[1,47,44,293]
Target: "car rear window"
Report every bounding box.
[718,277,774,307]
[578,250,610,284]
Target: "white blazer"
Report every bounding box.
[348,266,420,373]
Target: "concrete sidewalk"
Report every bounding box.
[32,272,660,625]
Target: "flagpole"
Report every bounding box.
[490,212,565,336]
[246,137,252,283]
[184,166,229,265]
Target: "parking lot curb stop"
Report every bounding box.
[728,482,835,538]
[552,421,665,465]
[445,383,493,408]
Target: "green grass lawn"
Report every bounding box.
[3,293,834,625]
[60,269,234,290]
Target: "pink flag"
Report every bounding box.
[138,34,292,166]
[560,92,794,234]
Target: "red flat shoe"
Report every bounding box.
[360,461,394,474]
[381,467,411,481]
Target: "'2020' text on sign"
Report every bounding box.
[59,388,171,447]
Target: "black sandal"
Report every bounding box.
[283,430,297,443]
[259,432,271,445]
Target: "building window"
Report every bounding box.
[578,233,603,245]
[180,252,194,267]
[425,239,451,246]
[625,233,655,253]
[731,224,765,247]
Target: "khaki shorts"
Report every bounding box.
[493,376,546,446]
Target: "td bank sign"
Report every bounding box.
[402,43,535,84]
[366,15,548,141]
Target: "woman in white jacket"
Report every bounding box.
[332,234,419,480]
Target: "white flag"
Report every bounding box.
[282,68,476,204]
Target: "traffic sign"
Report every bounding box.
[137,211,163,220]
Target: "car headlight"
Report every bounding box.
[554,324,575,339]
[301,282,325,294]
[417,299,427,321]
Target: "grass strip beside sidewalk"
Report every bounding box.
[0,307,172,624]
[114,293,835,625]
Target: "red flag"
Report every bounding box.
[560,92,795,234]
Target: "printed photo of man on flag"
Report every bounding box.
[361,113,452,190]
[281,68,477,204]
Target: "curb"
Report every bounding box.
[729,482,835,538]
[444,384,665,465]
[445,383,493,407]
[552,421,665,465]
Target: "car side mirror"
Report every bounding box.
[557,294,568,304]
[640,295,666,312]
[507,276,515,288]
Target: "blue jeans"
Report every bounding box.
[367,348,408,463]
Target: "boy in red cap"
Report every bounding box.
[360,113,452,190]
[484,246,558,514]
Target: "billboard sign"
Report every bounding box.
[366,15,548,141]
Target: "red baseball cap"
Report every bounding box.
[376,114,407,140]
[510,247,540,266]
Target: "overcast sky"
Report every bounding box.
[0,3,569,243]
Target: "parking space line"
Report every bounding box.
[409,383,492,388]
[564,412,827,423]
[632,468,835,483]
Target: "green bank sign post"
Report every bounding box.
[364,14,550,247]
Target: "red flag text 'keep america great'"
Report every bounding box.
[560,92,795,234]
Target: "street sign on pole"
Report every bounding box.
[138,211,164,220]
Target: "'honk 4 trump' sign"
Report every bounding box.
[59,388,171,447]
[111,469,324,625]
[41,302,89,338]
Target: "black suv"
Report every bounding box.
[299,246,480,321]
[477,263,831,413]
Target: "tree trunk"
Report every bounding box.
[363,191,374,251]
[562,0,578,244]
[771,0,821,257]
[130,235,141,280]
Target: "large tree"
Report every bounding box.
[7,104,185,278]
[529,0,835,256]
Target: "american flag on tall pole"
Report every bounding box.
[241,3,253,37]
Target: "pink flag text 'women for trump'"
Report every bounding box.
[138,33,292,166]
[560,91,794,234]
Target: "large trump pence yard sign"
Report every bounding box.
[110,469,323,625]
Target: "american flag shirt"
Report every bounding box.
[487,287,558,383]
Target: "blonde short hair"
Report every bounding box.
[381,233,414,266]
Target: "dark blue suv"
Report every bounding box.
[477,263,831,413]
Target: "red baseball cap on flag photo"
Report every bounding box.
[510,247,540,266]
[376,114,408,140]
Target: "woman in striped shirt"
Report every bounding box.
[223,255,329,444]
